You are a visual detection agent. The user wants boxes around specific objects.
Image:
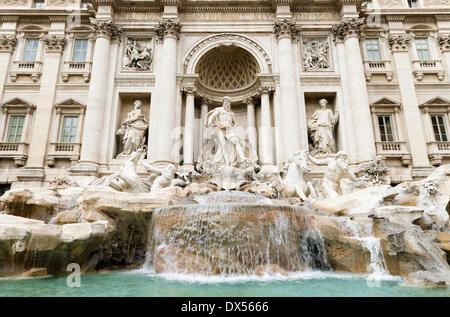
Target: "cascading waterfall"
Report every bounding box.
[338,218,389,278]
[145,191,329,276]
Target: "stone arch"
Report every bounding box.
[183,33,272,75]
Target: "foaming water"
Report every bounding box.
[145,192,329,276]
[194,191,273,204]
[136,268,401,284]
[338,218,390,279]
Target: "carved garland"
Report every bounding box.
[0,35,16,53]
[438,33,450,51]
[388,34,411,52]
[183,34,272,73]
[41,34,66,53]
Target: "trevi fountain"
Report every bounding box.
[0,96,449,296]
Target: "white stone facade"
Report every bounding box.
[1,0,450,188]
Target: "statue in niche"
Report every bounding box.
[307,99,339,156]
[303,39,330,70]
[117,100,149,157]
[198,96,249,166]
[123,39,152,70]
[308,151,360,199]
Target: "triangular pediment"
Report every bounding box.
[420,97,450,106]
[1,97,35,109]
[55,98,86,108]
[371,97,401,106]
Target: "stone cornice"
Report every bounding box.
[41,34,66,54]
[273,18,300,41]
[0,35,17,53]
[388,34,411,52]
[438,33,450,52]
[180,6,274,12]
[159,0,181,6]
[331,18,365,41]
[155,18,181,41]
[90,18,122,40]
[0,16,19,23]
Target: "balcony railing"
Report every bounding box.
[412,59,445,81]
[364,60,394,81]
[0,142,29,166]
[9,61,43,83]
[61,61,92,83]
[427,141,450,166]
[46,142,81,167]
[375,141,411,166]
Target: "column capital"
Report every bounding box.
[438,33,450,52]
[0,35,17,53]
[155,18,181,41]
[258,85,274,95]
[40,34,66,54]
[182,86,196,95]
[388,34,411,52]
[200,96,212,106]
[273,18,300,41]
[331,17,365,42]
[90,18,122,41]
[243,96,255,105]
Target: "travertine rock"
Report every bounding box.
[0,214,107,276]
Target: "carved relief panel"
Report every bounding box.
[122,37,154,72]
[301,38,332,71]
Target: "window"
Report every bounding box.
[72,39,88,62]
[407,0,417,7]
[430,115,448,142]
[33,0,45,8]
[81,1,89,9]
[378,115,395,142]
[6,115,25,143]
[366,38,382,61]
[60,116,78,143]
[415,38,431,60]
[23,39,39,62]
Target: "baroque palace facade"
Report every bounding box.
[1,0,450,189]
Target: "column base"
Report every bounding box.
[16,167,45,186]
[411,166,435,180]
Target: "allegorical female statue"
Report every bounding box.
[117,100,149,157]
[307,98,339,155]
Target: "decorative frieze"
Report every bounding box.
[302,38,330,71]
[273,19,300,41]
[90,18,122,41]
[41,34,66,54]
[155,18,181,41]
[438,33,450,52]
[331,18,365,41]
[0,35,16,53]
[388,34,411,52]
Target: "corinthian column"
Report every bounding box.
[273,19,301,160]
[259,86,274,166]
[244,96,258,161]
[388,34,431,168]
[182,86,195,169]
[78,18,121,170]
[148,18,181,164]
[332,18,376,163]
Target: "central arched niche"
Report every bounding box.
[195,45,260,93]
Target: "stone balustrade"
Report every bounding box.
[375,141,411,166]
[0,142,28,166]
[412,59,445,81]
[363,60,394,81]
[45,142,81,167]
[427,141,450,166]
[9,60,42,82]
[61,61,92,83]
